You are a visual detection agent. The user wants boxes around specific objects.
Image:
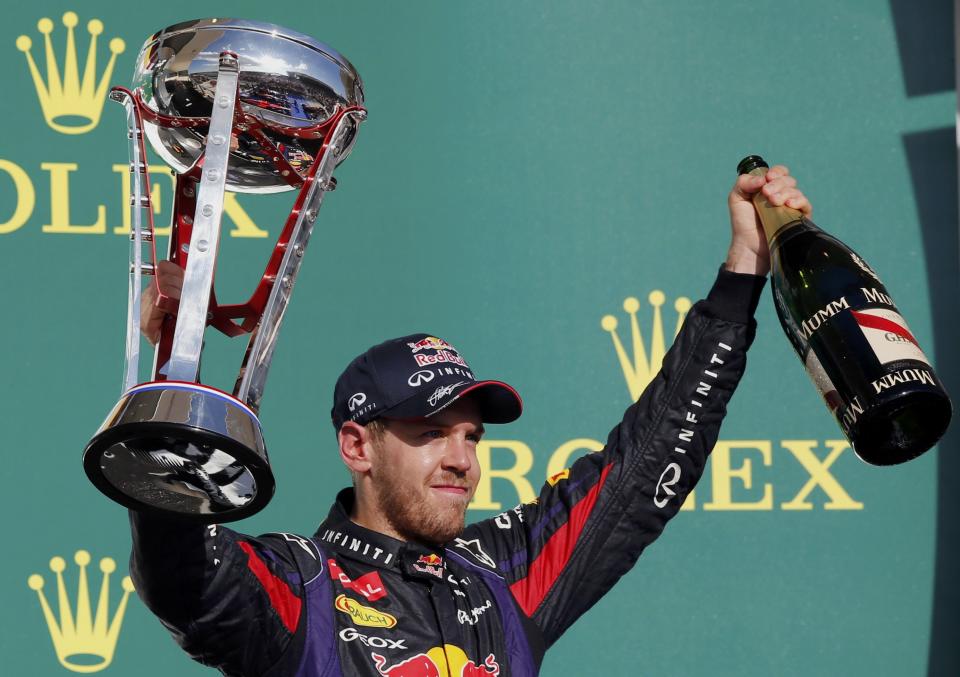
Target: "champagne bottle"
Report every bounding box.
[737,155,951,465]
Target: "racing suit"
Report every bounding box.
[129,267,766,677]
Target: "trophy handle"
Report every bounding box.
[166,52,240,382]
[110,88,159,392]
[235,109,365,411]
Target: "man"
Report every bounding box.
[131,167,810,676]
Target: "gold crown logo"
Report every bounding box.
[16,12,126,135]
[601,291,692,400]
[27,550,135,673]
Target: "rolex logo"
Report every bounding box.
[27,550,135,673]
[16,12,126,135]
[601,291,692,400]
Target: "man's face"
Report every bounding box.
[368,397,484,545]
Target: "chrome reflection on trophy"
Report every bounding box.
[83,19,366,522]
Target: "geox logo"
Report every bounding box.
[16,12,126,135]
[27,550,135,672]
[601,290,692,399]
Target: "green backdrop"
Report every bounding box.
[2,1,957,675]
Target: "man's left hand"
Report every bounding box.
[725,164,812,276]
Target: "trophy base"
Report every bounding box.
[83,382,275,523]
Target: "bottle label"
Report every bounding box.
[850,308,930,366]
[799,296,850,340]
[803,349,843,413]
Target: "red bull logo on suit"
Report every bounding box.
[412,553,444,578]
[371,645,499,677]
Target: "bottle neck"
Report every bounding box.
[748,166,805,243]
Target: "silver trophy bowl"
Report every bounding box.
[136,17,364,193]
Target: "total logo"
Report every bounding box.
[339,627,406,650]
[328,559,387,601]
[371,645,500,677]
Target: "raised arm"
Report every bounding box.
[464,166,809,647]
[129,263,322,675]
[128,514,309,674]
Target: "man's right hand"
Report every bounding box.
[142,260,184,345]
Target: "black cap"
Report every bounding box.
[331,333,523,430]
[737,155,769,175]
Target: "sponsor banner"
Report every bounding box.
[1,3,946,677]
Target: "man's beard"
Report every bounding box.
[375,471,468,546]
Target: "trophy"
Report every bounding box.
[82,18,366,523]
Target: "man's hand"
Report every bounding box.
[726,164,812,276]
[141,260,184,345]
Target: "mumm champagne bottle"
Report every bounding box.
[738,155,951,465]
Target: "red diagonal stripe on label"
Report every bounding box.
[510,463,613,616]
[238,541,301,632]
[851,310,918,346]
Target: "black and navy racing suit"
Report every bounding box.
[129,267,766,676]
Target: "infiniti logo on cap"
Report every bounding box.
[407,370,435,387]
[348,392,367,412]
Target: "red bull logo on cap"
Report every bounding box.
[414,350,468,368]
[371,645,500,677]
[407,337,454,353]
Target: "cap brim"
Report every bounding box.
[453,381,523,423]
[382,380,523,424]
